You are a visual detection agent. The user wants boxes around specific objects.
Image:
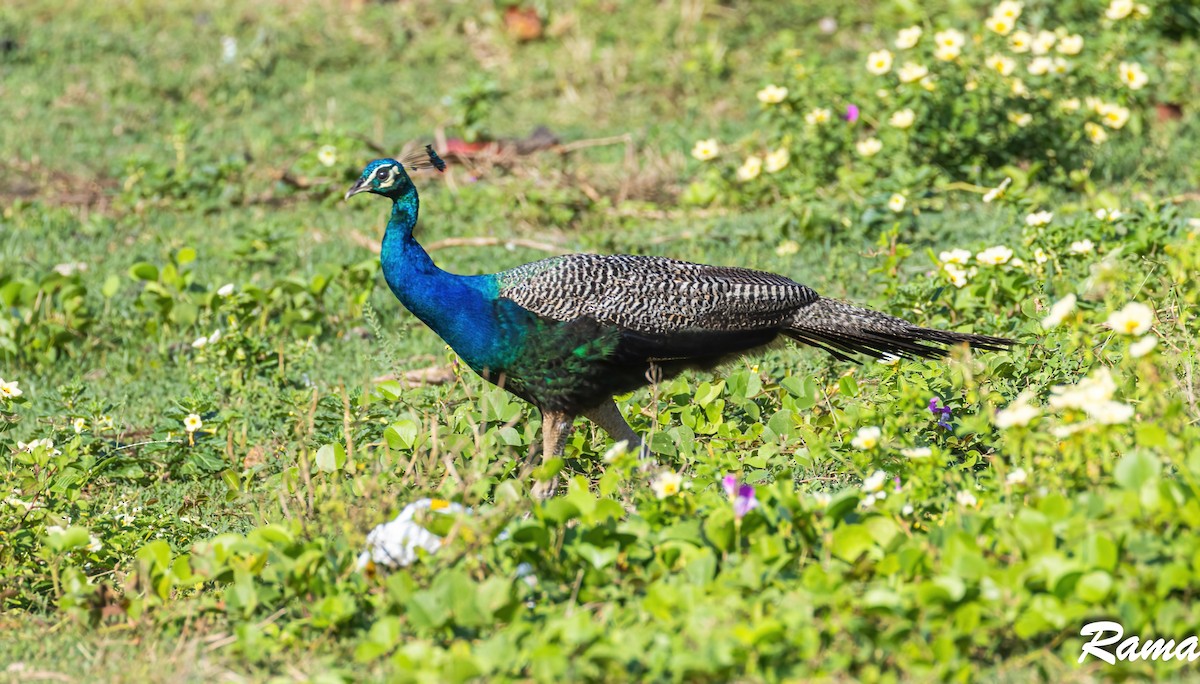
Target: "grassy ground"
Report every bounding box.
[3,0,1200,681]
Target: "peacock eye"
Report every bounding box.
[375,168,389,179]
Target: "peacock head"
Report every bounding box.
[345,147,446,201]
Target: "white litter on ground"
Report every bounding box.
[356,498,466,570]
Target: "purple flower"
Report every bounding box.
[928,397,953,430]
[722,474,759,519]
[844,104,860,122]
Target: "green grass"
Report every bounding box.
[3,0,1200,681]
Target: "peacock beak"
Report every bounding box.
[344,179,369,201]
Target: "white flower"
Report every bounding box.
[897,62,928,84]
[53,262,88,277]
[764,148,790,173]
[852,426,883,450]
[896,26,923,49]
[191,336,208,349]
[940,248,972,265]
[976,245,1014,266]
[1107,0,1134,20]
[901,504,915,516]
[1130,336,1158,358]
[756,84,789,104]
[1057,34,1084,55]
[934,29,965,60]
[1098,103,1130,129]
[317,145,338,168]
[651,471,684,499]
[888,193,907,212]
[1031,30,1057,55]
[866,50,894,75]
[856,138,882,157]
[736,156,763,182]
[1088,400,1135,424]
[1028,56,1054,76]
[207,330,221,345]
[1049,368,1118,411]
[87,535,103,552]
[217,283,235,297]
[18,438,55,454]
[0,378,22,399]
[1034,248,1050,264]
[994,0,1023,20]
[986,15,1014,35]
[1052,57,1072,75]
[982,177,1012,203]
[1041,293,1077,329]
[994,392,1040,428]
[691,139,719,161]
[1106,302,1154,336]
[956,490,978,507]
[1009,30,1032,53]
[862,469,888,492]
[805,108,832,125]
[775,240,800,256]
[73,417,87,434]
[1025,211,1053,227]
[987,54,1016,76]
[943,263,972,288]
[1006,468,1028,485]
[901,446,932,458]
[1095,208,1123,222]
[860,493,878,509]
[751,82,794,109]
[221,36,238,64]
[1069,239,1095,254]
[1118,62,1149,90]
[813,492,832,508]
[889,108,916,128]
[355,498,466,569]
[1008,112,1032,127]
[183,413,203,433]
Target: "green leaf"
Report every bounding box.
[384,420,419,450]
[831,524,874,563]
[574,542,619,570]
[129,262,159,281]
[1075,571,1113,603]
[314,443,345,473]
[1114,451,1160,490]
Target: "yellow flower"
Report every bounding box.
[887,193,907,212]
[1118,62,1148,90]
[764,148,790,173]
[1099,103,1130,129]
[1084,121,1108,144]
[317,145,337,168]
[756,84,789,104]
[691,139,719,161]
[994,0,1023,20]
[889,108,915,129]
[897,62,928,83]
[1105,302,1154,336]
[866,49,893,75]
[1028,56,1053,76]
[1031,30,1056,55]
[1009,30,1032,53]
[934,29,965,61]
[1057,34,1083,55]
[855,137,882,157]
[1106,0,1134,20]
[987,54,1016,76]
[1008,112,1032,127]
[920,75,937,92]
[184,413,203,433]
[99,415,114,431]
[896,25,923,49]
[985,14,1014,35]
[804,107,832,125]
[736,156,762,181]
[651,471,684,499]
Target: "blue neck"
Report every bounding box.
[378,192,512,370]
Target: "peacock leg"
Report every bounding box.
[529,409,575,499]
[583,399,652,464]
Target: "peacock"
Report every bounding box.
[346,148,1013,494]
